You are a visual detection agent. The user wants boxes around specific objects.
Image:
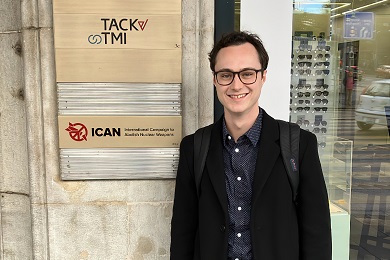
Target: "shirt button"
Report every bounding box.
[238,206,242,211]
[235,258,239,260]
[237,233,241,237]
[235,148,239,153]
[228,135,232,140]
[237,177,241,181]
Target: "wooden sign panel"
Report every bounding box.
[53,0,180,15]
[53,0,181,83]
[58,116,182,148]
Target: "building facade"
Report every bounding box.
[0,0,389,259]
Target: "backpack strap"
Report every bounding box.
[277,120,300,203]
[193,124,213,197]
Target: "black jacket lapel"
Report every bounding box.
[252,111,281,205]
[205,117,228,215]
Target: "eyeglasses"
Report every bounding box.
[313,127,327,133]
[297,69,311,75]
[296,84,311,90]
[297,54,312,60]
[297,92,311,97]
[298,99,311,105]
[317,45,331,51]
[314,98,329,105]
[297,119,310,127]
[297,62,312,67]
[314,62,330,67]
[315,69,330,75]
[314,120,327,126]
[316,53,330,59]
[314,91,329,97]
[314,84,329,89]
[296,107,310,112]
[314,107,328,112]
[298,44,312,51]
[214,69,264,86]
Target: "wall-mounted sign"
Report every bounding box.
[344,12,374,39]
[58,116,182,148]
[53,0,181,83]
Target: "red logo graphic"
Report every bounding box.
[138,19,148,31]
[65,122,88,141]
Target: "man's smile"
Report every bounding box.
[228,93,248,99]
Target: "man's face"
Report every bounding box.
[213,42,267,118]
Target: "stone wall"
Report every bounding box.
[0,0,214,259]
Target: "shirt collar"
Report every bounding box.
[222,107,263,147]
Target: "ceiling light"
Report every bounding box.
[342,0,388,14]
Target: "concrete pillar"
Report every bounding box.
[21,0,51,258]
[0,0,33,259]
[182,0,214,135]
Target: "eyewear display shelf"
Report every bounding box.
[290,39,350,260]
[290,38,339,152]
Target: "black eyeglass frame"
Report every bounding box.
[213,68,265,86]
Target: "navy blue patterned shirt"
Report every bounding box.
[222,108,263,260]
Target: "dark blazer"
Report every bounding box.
[171,110,332,260]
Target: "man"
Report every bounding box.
[170,31,332,260]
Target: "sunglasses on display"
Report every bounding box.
[314,107,328,112]
[296,107,310,112]
[313,127,327,133]
[297,69,311,75]
[297,91,311,97]
[314,91,329,97]
[317,45,331,51]
[298,99,311,105]
[314,62,330,67]
[296,84,311,90]
[314,120,328,126]
[316,53,330,59]
[297,54,313,60]
[298,62,312,67]
[298,45,312,51]
[314,84,329,89]
[296,119,310,127]
[314,98,329,105]
[315,69,330,75]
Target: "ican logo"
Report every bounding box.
[88,18,149,45]
[65,122,121,142]
[65,122,88,142]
